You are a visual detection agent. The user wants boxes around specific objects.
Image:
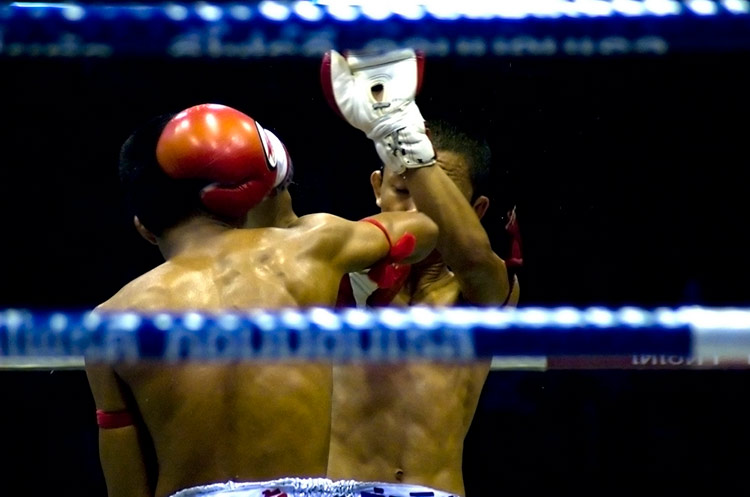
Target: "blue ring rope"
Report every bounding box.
[1,1,749,59]
[4,306,740,362]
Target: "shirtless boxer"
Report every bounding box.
[85,103,439,497]
[322,49,520,496]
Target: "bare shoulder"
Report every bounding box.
[287,213,356,241]
[97,263,175,312]
[224,218,350,253]
[291,213,347,229]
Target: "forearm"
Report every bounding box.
[99,428,152,497]
[405,165,512,304]
[86,363,153,497]
[405,166,492,269]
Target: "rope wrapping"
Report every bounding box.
[0,307,716,362]
[1,1,749,59]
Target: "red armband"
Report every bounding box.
[96,409,134,429]
[361,218,415,289]
[504,206,523,270]
[502,206,523,306]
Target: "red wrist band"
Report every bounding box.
[96,409,134,429]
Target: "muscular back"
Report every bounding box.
[329,271,491,497]
[89,217,351,497]
[107,221,346,310]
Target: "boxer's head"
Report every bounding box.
[370,120,492,218]
[119,113,207,239]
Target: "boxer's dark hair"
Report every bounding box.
[118,113,209,236]
[426,120,492,203]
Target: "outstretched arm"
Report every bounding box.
[303,211,438,275]
[404,164,516,306]
[339,210,438,273]
[363,210,439,265]
[85,360,152,497]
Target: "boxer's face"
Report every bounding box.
[370,166,416,213]
[370,150,473,212]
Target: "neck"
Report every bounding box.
[157,216,233,260]
[244,189,298,229]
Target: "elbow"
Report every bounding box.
[407,214,439,262]
[425,216,439,246]
[449,241,501,273]
[413,211,438,245]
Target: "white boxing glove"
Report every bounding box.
[321,48,436,174]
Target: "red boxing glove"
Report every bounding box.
[362,218,415,289]
[156,103,291,218]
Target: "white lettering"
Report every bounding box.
[163,328,203,361]
[635,36,668,55]
[100,331,140,362]
[599,36,630,55]
[563,37,596,56]
[634,354,656,365]
[455,37,487,57]
[403,36,451,57]
[493,36,558,56]
[300,28,335,57]
[666,355,685,365]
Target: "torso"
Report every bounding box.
[97,219,344,497]
[329,265,490,496]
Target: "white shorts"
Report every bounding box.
[169,477,459,497]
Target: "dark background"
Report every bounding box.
[2,54,750,309]
[2,50,750,495]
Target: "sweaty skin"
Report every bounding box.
[86,190,438,497]
[328,151,519,496]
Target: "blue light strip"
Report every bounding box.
[0,306,708,361]
[0,1,749,58]
[8,0,750,20]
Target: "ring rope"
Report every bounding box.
[4,306,748,362]
[1,1,749,58]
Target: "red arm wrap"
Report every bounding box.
[361,218,393,248]
[502,206,523,306]
[360,218,415,290]
[96,409,134,429]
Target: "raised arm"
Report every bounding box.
[404,162,514,306]
[319,48,517,305]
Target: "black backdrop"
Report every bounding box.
[3,54,750,308]
[2,51,750,495]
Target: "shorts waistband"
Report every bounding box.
[354,482,458,497]
[169,478,459,497]
[168,479,305,497]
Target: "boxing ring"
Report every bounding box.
[1,0,749,59]
[3,306,750,366]
[2,0,749,368]
[3,2,750,496]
